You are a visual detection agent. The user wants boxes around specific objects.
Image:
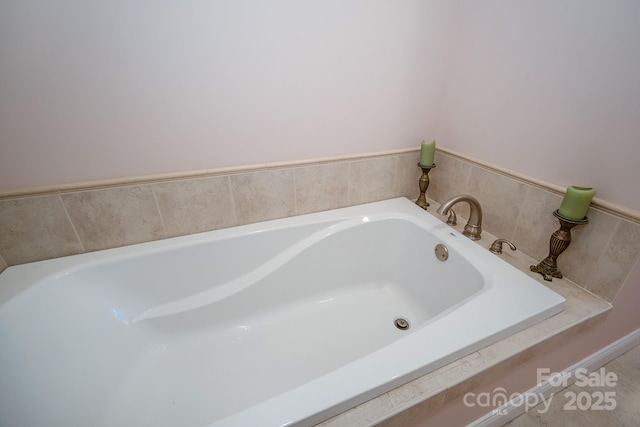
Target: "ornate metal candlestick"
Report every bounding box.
[415,163,435,210]
[530,210,588,281]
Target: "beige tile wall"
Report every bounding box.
[0,195,84,265]
[0,152,421,272]
[429,151,640,302]
[1,148,638,304]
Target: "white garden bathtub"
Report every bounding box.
[0,197,564,427]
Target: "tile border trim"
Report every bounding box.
[4,146,638,223]
[0,148,419,200]
[438,146,640,224]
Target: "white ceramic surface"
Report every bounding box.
[0,197,564,427]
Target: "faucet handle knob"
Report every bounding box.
[489,238,517,255]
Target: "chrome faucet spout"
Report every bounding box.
[436,195,483,240]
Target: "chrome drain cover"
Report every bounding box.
[394,318,410,330]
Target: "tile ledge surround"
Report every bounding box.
[0,150,615,425]
[438,146,640,224]
[0,148,418,200]
[315,200,612,427]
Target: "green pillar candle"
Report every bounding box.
[558,186,595,220]
[420,140,435,166]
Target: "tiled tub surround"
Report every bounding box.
[0,151,421,268]
[0,147,634,425]
[429,149,640,303]
[2,147,637,302]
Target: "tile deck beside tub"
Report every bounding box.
[315,199,611,427]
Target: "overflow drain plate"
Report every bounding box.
[394,317,410,330]
[435,243,449,261]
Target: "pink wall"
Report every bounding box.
[3,1,638,211]
[437,0,640,212]
[0,0,454,192]
[4,1,638,213]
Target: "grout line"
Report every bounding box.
[227,176,238,226]
[292,168,299,215]
[150,185,168,238]
[58,194,85,253]
[391,156,399,196]
[347,161,352,206]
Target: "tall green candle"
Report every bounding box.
[558,186,595,220]
[420,140,435,166]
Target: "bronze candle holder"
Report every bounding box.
[530,210,588,281]
[415,163,435,210]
